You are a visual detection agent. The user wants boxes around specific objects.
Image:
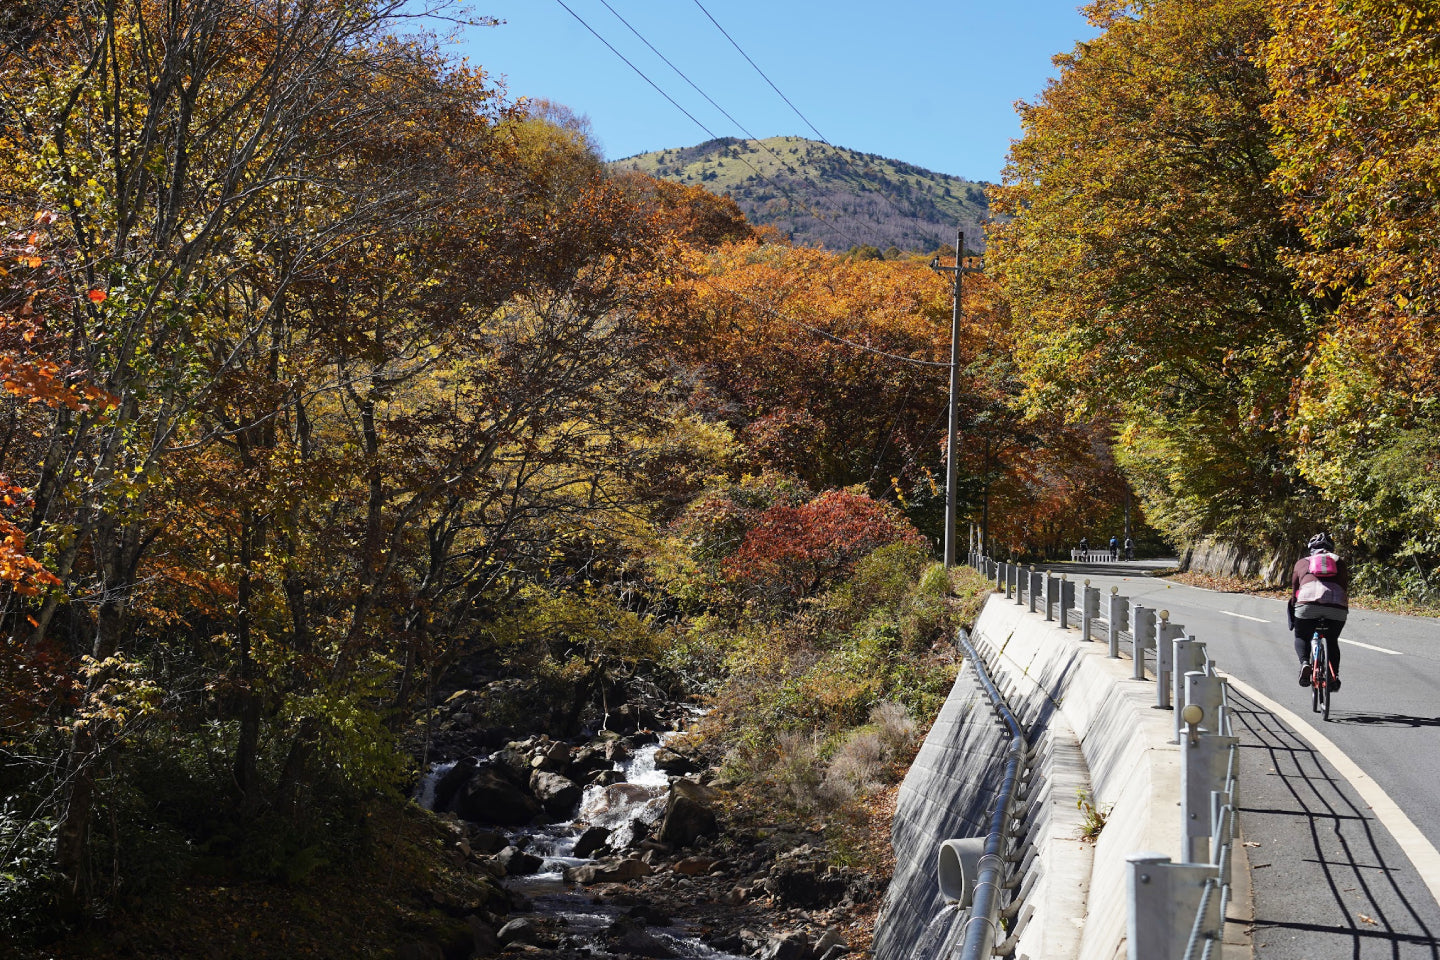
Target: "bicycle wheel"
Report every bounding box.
[1320,653,1332,720]
[1310,635,1324,714]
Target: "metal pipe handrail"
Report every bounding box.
[955,626,1030,960]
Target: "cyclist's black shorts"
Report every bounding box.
[1293,615,1343,669]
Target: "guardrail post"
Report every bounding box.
[1131,604,1155,679]
[1028,566,1040,614]
[1172,637,1208,742]
[1184,671,1228,736]
[1081,581,1099,641]
[1155,614,1184,710]
[1181,730,1239,865]
[1108,588,1128,659]
[994,560,1004,591]
[1042,572,1055,621]
[1128,855,1222,960]
[1059,576,1075,628]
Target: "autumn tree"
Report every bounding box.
[1265,0,1440,588]
[990,0,1320,553]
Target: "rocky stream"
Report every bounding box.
[406,666,879,960]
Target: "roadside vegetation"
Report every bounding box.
[4,0,1437,951]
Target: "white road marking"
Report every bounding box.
[1221,611,1271,623]
[1224,673,1440,911]
[1341,638,1403,655]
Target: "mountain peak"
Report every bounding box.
[610,136,989,253]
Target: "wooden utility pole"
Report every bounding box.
[931,228,981,568]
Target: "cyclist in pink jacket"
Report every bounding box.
[1289,532,1350,690]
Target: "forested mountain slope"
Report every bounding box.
[612,136,990,253]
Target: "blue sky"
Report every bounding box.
[448,1,1097,184]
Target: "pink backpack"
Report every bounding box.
[1297,552,1345,605]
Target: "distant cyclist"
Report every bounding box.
[1289,532,1350,690]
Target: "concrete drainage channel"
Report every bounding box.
[936,626,1038,960]
[871,620,1096,960]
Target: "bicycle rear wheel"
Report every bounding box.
[1320,658,1332,720]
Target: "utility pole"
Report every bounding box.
[930,228,981,568]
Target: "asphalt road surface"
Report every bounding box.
[1047,560,1440,958]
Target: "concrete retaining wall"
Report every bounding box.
[874,593,1184,960]
[870,661,1009,960]
[1183,537,1292,587]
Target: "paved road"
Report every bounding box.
[1046,560,1440,958]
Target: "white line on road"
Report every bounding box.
[1224,674,1440,911]
[1341,637,1403,655]
[1221,611,1271,623]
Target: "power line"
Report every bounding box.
[689,0,940,232]
[690,0,826,143]
[593,0,867,244]
[554,0,872,250]
[552,0,720,141]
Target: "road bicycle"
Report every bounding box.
[1309,629,1334,720]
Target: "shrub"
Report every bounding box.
[723,489,926,610]
[871,700,918,756]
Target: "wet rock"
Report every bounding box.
[496,917,540,946]
[657,779,719,848]
[451,766,542,826]
[606,817,652,853]
[587,768,625,787]
[626,903,672,926]
[470,828,509,854]
[653,746,698,775]
[758,931,812,960]
[430,757,478,813]
[564,857,653,884]
[606,703,662,734]
[570,741,616,779]
[572,826,611,859]
[529,769,581,818]
[708,933,746,954]
[494,845,544,876]
[607,917,679,958]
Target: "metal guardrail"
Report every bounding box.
[966,551,1240,959]
[939,627,1033,960]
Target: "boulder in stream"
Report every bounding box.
[657,779,719,847]
[564,857,653,884]
[529,769,581,818]
[653,746,699,775]
[451,766,542,826]
[606,917,679,958]
[573,826,611,859]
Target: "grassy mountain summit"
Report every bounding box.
[611,136,990,254]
